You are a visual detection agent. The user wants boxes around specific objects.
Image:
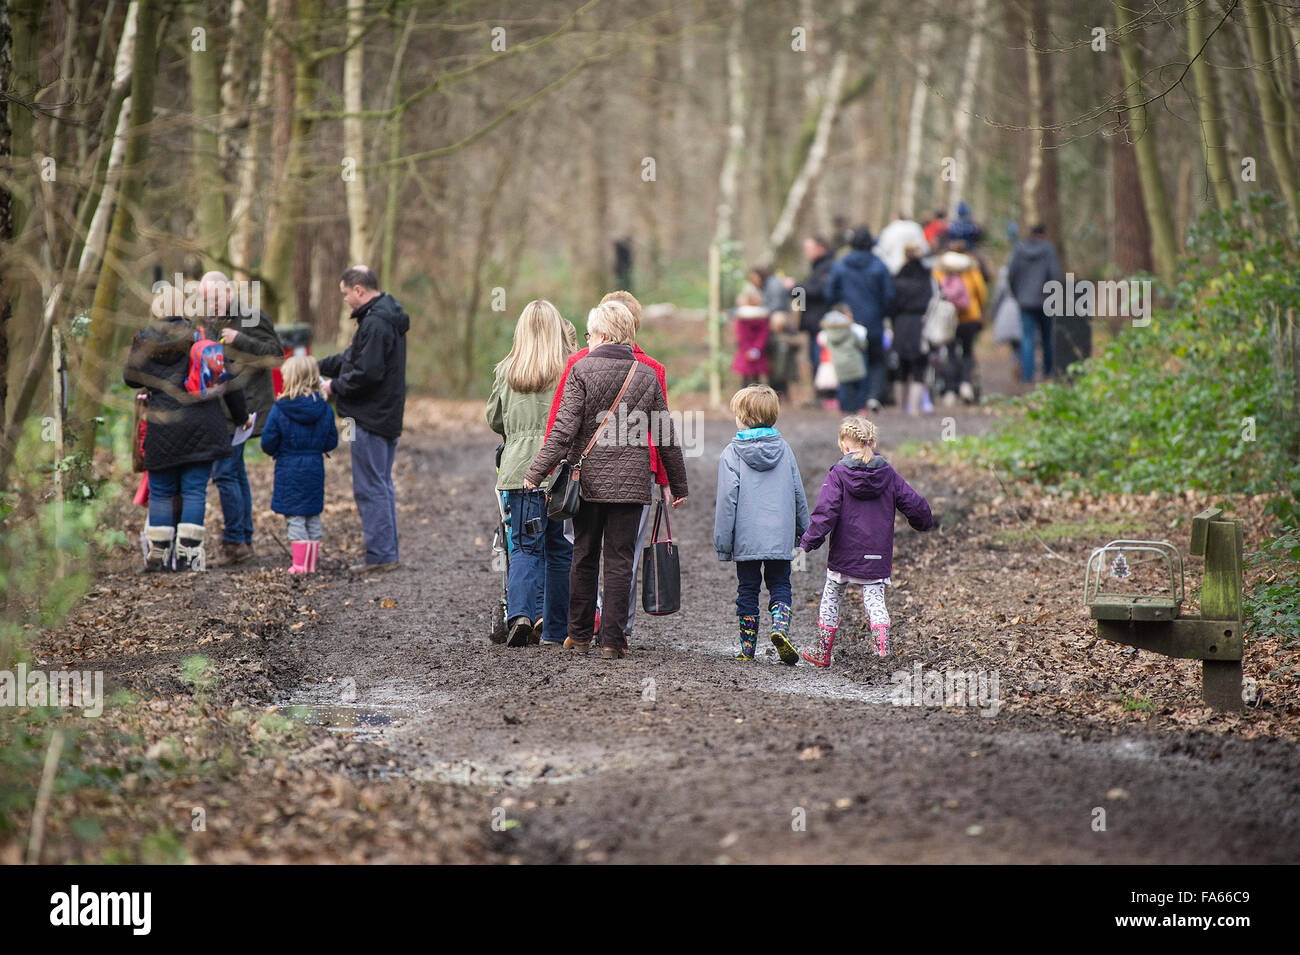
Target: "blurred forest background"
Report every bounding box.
[4,0,1298,419]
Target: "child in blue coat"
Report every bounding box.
[260,356,338,573]
[713,385,809,664]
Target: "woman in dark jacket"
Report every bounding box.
[523,301,689,659]
[891,242,934,416]
[124,314,249,572]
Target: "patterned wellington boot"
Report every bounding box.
[769,602,798,666]
[871,623,890,657]
[734,615,759,661]
[800,625,837,668]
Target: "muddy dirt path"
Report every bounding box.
[262,398,1300,864]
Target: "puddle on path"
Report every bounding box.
[374,760,598,788]
[280,703,413,732]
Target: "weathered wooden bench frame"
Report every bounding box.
[1085,509,1245,711]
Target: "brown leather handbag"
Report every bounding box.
[546,361,640,521]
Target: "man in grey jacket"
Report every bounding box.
[1006,224,1064,383]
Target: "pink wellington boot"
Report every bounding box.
[304,540,320,573]
[288,540,310,574]
[871,622,890,657]
[800,624,837,668]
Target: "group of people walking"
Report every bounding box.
[490,292,688,659]
[728,204,1064,413]
[490,290,935,668]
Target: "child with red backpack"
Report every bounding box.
[260,356,338,573]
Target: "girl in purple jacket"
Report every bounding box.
[798,417,933,667]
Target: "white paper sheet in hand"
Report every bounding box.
[232,412,257,447]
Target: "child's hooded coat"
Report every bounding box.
[260,394,339,516]
[714,429,809,561]
[799,452,933,579]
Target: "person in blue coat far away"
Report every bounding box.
[261,356,339,573]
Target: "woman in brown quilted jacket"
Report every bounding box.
[524,301,689,658]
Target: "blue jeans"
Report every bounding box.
[837,376,868,413]
[735,559,793,618]
[505,489,572,643]
[148,462,211,527]
[352,426,399,564]
[1020,307,1054,382]
[212,441,253,544]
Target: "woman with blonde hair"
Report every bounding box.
[487,299,574,647]
[260,355,339,573]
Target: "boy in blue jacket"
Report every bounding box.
[261,356,339,573]
[714,385,809,664]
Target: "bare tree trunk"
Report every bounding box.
[1111,62,1153,275]
[1022,17,1041,227]
[72,0,160,457]
[1,0,12,424]
[218,0,249,171]
[1030,2,1062,258]
[1113,0,1178,281]
[713,0,747,247]
[899,22,939,221]
[343,0,371,265]
[947,0,989,213]
[3,0,40,419]
[1187,0,1237,217]
[230,0,275,277]
[763,32,847,263]
[262,0,322,322]
[1244,0,1299,232]
[190,2,225,265]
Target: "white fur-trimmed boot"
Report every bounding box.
[174,522,207,572]
[143,524,175,573]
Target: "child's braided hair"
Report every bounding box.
[838,415,878,462]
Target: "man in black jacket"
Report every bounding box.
[791,235,835,387]
[319,265,410,572]
[200,271,283,566]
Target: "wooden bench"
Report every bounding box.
[1085,510,1245,711]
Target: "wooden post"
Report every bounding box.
[1199,518,1245,711]
[51,327,65,574]
[707,242,722,409]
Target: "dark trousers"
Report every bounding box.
[212,440,253,544]
[951,321,980,387]
[735,559,792,618]
[351,425,399,564]
[837,376,868,413]
[570,500,643,650]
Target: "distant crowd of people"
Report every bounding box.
[728,202,1065,413]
